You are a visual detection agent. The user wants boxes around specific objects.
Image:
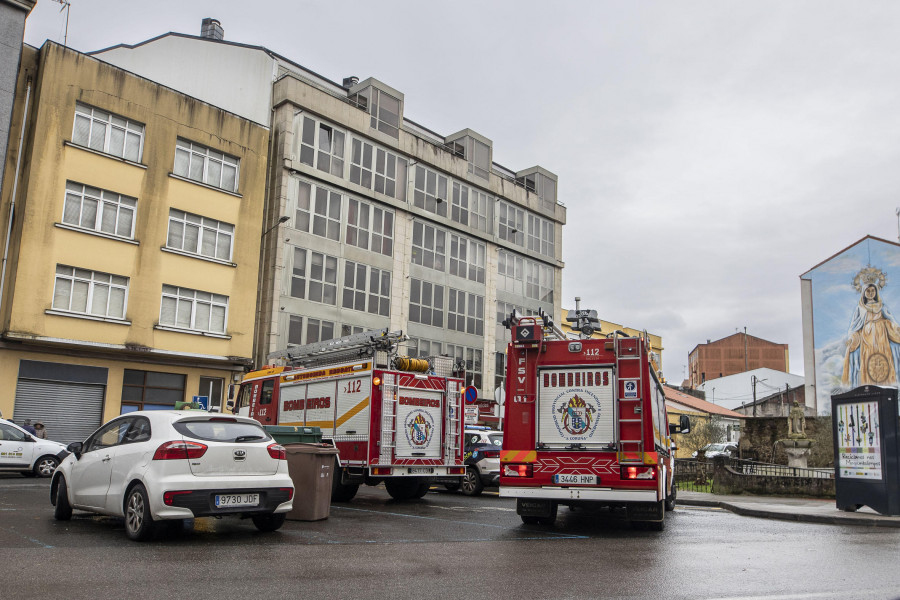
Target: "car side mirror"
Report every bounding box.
[669,414,691,435]
[66,442,83,458]
[226,399,235,413]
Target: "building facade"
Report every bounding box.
[0,0,35,192]
[695,367,805,412]
[0,42,269,442]
[92,25,566,403]
[687,332,789,389]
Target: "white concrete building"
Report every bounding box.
[696,368,805,412]
[91,21,566,401]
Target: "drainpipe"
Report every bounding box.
[0,76,32,314]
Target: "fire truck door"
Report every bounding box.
[254,379,276,425]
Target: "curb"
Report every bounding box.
[678,498,900,528]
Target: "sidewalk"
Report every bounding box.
[678,491,900,527]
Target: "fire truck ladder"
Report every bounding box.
[616,330,648,465]
[444,378,461,463]
[266,328,408,369]
[380,372,399,464]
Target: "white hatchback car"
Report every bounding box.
[0,418,67,477]
[50,410,294,541]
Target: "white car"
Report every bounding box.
[0,418,67,477]
[50,410,294,541]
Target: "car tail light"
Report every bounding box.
[153,441,208,460]
[621,466,657,480]
[482,450,500,458]
[372,467,391,476]
[207,417,237,423]
[163,490,193,505]
[281,487,294,501]
[503,464,533,477]
[267,443,286,460]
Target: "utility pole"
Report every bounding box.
[752,375,757,418]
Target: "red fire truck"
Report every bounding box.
[229,329,465,501]
[499,308,690,530]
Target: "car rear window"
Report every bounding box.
[488,433,503,446]
[173,419,272,443]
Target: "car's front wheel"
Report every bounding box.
[124,484,155,541]
[34,455,59,478]
[252,512,286,532]
[53,476,72,521]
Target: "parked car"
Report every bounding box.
[438,427,503,496]
[50,410,294,541]
[0,418,67,477]
[692,442,738,459]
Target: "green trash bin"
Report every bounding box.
[284,443,340,521]
[264,425,322,444]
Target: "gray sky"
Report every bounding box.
[23,1,900,382]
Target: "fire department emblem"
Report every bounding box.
[405,410,434,447]
[556,394,596,436]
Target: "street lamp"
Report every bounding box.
[263,215,290,236]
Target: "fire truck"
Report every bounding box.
[499,306,690,530]
[230,329,466,501]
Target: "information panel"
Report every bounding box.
[836,400,882,480]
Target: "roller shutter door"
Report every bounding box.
[14,379,104,445]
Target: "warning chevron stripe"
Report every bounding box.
[501,450,537,463]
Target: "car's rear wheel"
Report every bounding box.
[252,512,286,532]
[53,476,72,521]
[124,484,155,541]
[460,466,484,496]
[34,455,59,478]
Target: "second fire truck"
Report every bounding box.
[230,329,466,501]
[499,306,690,530]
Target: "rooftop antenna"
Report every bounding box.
[52,0,71,47]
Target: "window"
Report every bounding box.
[498,201,525,246]
[498,250,524,295]
[343,261,391,317]
[159,285,228,334]
[350,139,374,188]
[467,138,490,180]
[411,221,446,271]
[528,214,555,258]
[294,181,341,241]
[375,148,407,200]
[122,370,186,411]
[174,139,239,192]
[451,182,469,227]
[341,324,369,337]
[525,261,554,303]
[52,265,128,320]
[62,181,136,239]
[290,248,337,305]
[413,166,448,218]
[166,209,234,261]
[306,318,335,344]
[449,233,485,283]
[448,290,484,335]
[368,88,401,138]
[72,102,144,162]
[495,352,506,397]
[299,116,345,177]
[408,338,442,358]
[470,190,490,233]
[409,278,444,328]
[446,344,483,390]
[516,171,557,210]
[288,315,303,346]
[346,197,394,256]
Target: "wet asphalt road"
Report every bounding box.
[1,475,899,600]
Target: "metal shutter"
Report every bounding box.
[14,379,105,445]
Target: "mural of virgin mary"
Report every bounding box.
[842,267,900,387]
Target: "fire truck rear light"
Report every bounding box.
[503,464,533,477]
[153,441,208,460]
[267,443,287,460]
[372,467,391,476]
[621,466,657,480]
[448,467,465,475]
[163,490,192,505]
[373,376,381,386]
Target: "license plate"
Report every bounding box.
[215,493,259,508]
[408,467,434,475]
[553,474,597,485]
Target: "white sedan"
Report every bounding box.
[50,410,294,541]
[0,419,67,477]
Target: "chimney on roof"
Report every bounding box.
[343,76,359,89]
[201,18,224,40]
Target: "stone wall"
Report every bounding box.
[712,459,835,498]
[738,416,834,467]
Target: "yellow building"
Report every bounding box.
[0,42,269,442]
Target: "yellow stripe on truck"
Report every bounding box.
[501,450,536,463]
[281,397,370,429]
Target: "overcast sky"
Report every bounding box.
[22,1,900,383]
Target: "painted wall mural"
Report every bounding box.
[803,237,900,413]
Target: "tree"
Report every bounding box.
[679,415,726,456]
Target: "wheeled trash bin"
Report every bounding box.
[284,443,340,521]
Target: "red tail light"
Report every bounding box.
[153,441,208,460]
[482,450,500,458]
[621,466,657,480]
[267,443,286,460]
[281,487,294,501]
[503,464,533,477]
[163,490,193,505]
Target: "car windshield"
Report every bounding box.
[173,419,271,443]
[707,444,726,451]
[488,434,503,446]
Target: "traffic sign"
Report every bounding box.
[192,395,209,410]
[464,386,478,404]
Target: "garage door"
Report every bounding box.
[14,379,105,445]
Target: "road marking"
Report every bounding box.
[6,526,54,549]
[677,505,724,512]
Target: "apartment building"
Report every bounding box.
[92,21,566,403]
[0,42,269,442]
